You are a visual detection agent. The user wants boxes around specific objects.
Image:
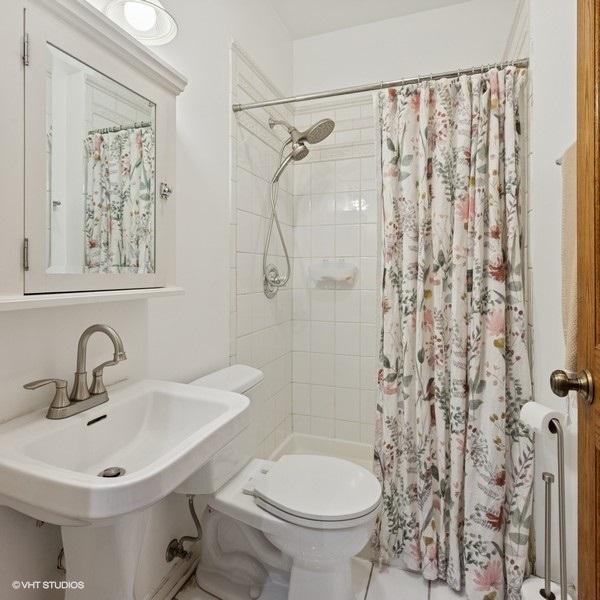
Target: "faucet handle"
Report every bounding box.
[24,378,68,391]
[89,360,116,395]
[24,379,71,415]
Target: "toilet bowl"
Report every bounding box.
[187,365,382,600]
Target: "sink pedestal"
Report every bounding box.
[61,510,149,600]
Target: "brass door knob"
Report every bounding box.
[550,369,594,405]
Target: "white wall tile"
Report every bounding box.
[311,289,335,321]
[310,352,335,386]
[311,193,336,225]
[292,383,310,415]
[335,420,361,442]
[335,225,360,257]
[311,162,335,193]
[335,355,360,388]
[292,320,310,352]
[335,290,361,322]
[311,385,335,418]
[360,356,377,390]
[360,290,376,324]
[335,387,360,421]
[360,190,377,224]
[360,224,377,257]
[310,416,335,438]
[336,158,361,188]
[293,414,310,434]
[360,323,377,356]
[294,226,311,258]
[360,257,377,290]
[335,322,360,356]
[336,192,361,224]
[294,195,311,227]
[293,351,310,383]
[312,225,335,256]
[311,321,335,354]
[360,390,376,424]
[294,163,311,196]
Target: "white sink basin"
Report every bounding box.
[0,380,249,525]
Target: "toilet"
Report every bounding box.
[186,365,382,600]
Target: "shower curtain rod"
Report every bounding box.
[232,58,529,113]
[88,121,152,135]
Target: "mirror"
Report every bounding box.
[45,44,156,275]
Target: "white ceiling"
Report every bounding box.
[268,0,472,39]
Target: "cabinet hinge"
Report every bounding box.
[22,33,30,67]
[23,238,29,271]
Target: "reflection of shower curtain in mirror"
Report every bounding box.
[374,67,532,600]
[84,127,155,273]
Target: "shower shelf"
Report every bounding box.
[309,259,359,286]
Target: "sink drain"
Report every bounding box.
[98,467,126,478]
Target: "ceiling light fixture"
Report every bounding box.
[104,0,178,46]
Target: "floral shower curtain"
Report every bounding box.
[84,126,155,273]
[374,67,533,600]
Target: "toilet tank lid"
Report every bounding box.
[190,364,264,394]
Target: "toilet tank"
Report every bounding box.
[190,364,263,394]
[174,365,263,495]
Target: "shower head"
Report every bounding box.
[300,118,335,144]
[269,117,336,146]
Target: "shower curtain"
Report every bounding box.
[374,67,533,600]
[84,126,155,273]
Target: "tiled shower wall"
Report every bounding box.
[230,44,294,457]
[290,95,379,445]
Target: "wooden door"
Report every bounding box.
[578,0,600,597]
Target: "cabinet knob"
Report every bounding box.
[160,182,173,200]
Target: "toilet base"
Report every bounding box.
[195,507,368,600]
[195,567,288,600]
[289,559,354,600]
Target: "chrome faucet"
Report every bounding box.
[24,324,127,419]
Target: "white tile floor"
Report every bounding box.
[176,559,465,600]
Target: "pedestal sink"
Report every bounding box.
[0,380,250,599]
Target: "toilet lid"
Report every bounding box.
[250,454,382,523]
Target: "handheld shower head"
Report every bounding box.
[291,142,309,161]
[263,113,336,298]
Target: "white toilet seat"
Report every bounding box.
[247,454,381,530]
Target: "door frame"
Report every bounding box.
[577,0,598,597]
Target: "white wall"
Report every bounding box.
[528,0,578,590]
[0,0,293,597]
[293,0,519,93]
[148,0,293,384]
